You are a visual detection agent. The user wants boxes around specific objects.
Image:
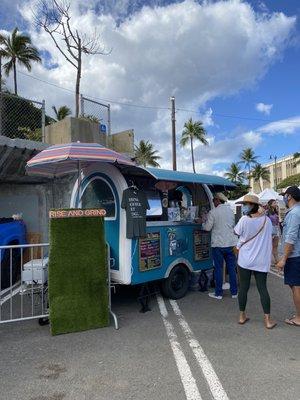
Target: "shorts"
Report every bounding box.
[284,256,300,286]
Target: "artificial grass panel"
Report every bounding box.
[49,213,109,335]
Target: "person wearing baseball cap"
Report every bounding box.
[202,192,238,300]
[276,186,300,326]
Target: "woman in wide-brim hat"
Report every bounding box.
[234,194,277,329]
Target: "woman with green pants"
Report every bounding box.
[235,194,277,329]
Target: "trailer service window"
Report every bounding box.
[81,178,116,218]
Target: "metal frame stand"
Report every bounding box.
[107,244,119,329]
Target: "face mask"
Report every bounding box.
[242,204,252,215]
[284,195,289,208]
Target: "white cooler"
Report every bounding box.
[22,257,49,285]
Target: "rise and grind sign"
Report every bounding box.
[49,209,107,219]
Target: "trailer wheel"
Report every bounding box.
[161,264,190,299]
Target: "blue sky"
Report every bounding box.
[0,0,299,173]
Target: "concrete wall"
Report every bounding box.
[0,175,76,243]
[45,118,134,157]
[108,129,134,156]
[45,117,107,145]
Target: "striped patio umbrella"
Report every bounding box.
[26,142,135,178]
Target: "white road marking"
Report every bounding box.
[169,299,229,400]
[269,269,284,279]
[156,295,202,400]
[0,284,21,306]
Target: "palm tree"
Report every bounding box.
[293,152,300,167]
[251,164,270,191]
[224,163,246,184]
[52,105,72,121]
[134,140,161,167]
[180,118,208,173]
[239,148,259,186]
[0,27,41,95]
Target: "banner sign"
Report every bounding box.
[49,209,106,219]
[194,230,210,261]
[139,232,161,271]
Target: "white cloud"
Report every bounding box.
[258,115,300,135]
[256,102,273,115]
[2,0,297,173]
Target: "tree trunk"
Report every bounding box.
[248,165,251,189]
[75,39,82,118]
[191,137,196,173]
[13,60,17,95]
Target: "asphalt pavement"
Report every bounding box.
[0,272,299,400]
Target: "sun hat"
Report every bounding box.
[236,194,260,205]
[213,192,228,202]
[280,186,300,200]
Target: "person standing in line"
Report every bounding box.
[234,194,276,329]
[276,186,300,327]
[202,192,238,300]
[266,199,280,265]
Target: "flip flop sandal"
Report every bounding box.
[238,317,250,325]
[266,323,277,330]
[285,318,300,327]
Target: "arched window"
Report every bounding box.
[81,178,116,218]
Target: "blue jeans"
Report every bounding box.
[212,247,237,297]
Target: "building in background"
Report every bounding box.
[250,153,300,193]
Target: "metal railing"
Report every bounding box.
[0,92,46,142]
[0,242,118,329]
[80,95,111,135]
[0,243,49,324]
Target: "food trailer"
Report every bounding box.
[70,163,235,299]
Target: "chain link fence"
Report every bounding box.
[80,95,111,135]
[0,92,46,142]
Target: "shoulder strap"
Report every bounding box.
[240,216,267,249]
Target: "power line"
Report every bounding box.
[17,70,300,124]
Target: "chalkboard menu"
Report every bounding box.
[194,230,210,261]
[139,232,161,271]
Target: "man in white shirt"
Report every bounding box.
[202,192,238,300]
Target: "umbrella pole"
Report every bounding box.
[78,160,81,208]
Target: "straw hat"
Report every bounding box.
[236,194,260,205]
[214,192,228,202]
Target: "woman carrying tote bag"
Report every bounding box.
[234,195,277,329]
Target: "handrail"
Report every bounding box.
[0,243,49,250]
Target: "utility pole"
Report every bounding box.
[270,155,278,191]
[170,96,177,171]
[0,55,2,92]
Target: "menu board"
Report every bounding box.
[194,230,210,261]
[139,232,161,271]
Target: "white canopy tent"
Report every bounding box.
[258,188,284,205]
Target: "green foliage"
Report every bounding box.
[293,152,300,167]
[79,114,100,123]
[1,93,52,140]
[17,126,42,141]
[250,163,270,191]
[224,162,246,184]
[277,173,300,189]
[180,118,208,173]
[49,213,109,335]
[134,139,161,167]
[226,183,249,200]
[0,27,41,94]
[52,105,72,121]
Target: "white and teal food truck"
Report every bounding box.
[70,163,235,299]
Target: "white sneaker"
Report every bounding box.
[231,294,238,299]
[222,282,230,290]
[208,293,223,300]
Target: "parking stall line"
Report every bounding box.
[269,269,284,279]
[156,294,203,400]
[169,300,230,400]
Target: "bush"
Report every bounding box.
[277,173,300,189]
